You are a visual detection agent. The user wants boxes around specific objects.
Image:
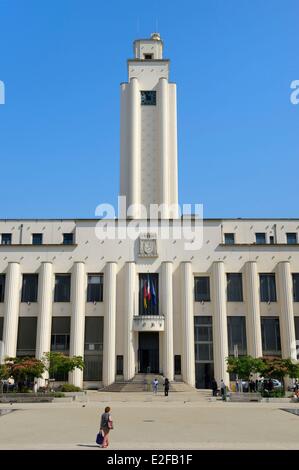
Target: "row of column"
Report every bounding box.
[181,260,297,386]
[2,261,118,388]
[2,260,297,388]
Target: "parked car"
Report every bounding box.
[261,378,282,389]
[240,378,282,392]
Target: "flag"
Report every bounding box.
[151,278,157,305]
[147,275,151,302]
[143,280,147,309]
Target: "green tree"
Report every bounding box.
[226,355,264,380]
[5,357,45,390]
[43,352,84,379]
[0,363,9,381]
[259,357,299,390]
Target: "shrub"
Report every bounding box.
[262,388,285,398]
[59,384,81,392]
[53,392,65,398]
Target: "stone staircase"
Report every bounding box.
[99,374,195,393]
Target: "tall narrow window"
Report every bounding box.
[227,316,247,355]
[255,233,266,244]
[0,274,5,302]
[51,317,70,380]
[87,274,103,302]
[194,316,214,389]
[32,233,43,245]
[260,274,277,302]
[194,277,210,302]
[227,273,243,301]
[293,274,299,302]
[16,317,37,357]
[1,233,11,245]
[51,317,70,352]
[286,233,297,244]
[261,317,281,356]
[84,317,103,381]
[224,233,235,245]
[54,274,71,302]
[21,274,38,302]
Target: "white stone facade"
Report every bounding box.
[0,34,298,389]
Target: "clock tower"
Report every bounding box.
[120,33,179,219]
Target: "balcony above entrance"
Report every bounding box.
[133,315,165,332]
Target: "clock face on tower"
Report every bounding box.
[141,90,156,106]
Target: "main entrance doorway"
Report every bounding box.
[138,332,159,373]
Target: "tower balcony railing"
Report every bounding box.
[133,315,165,332]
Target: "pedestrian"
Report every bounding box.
[220,379,227,401]
[152,378,159,395]
[211,378,218,397]
[33,381,38,394]
[99,406,113,448]
[164,378,170,396]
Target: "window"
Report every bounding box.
[141,90,156,106]
[51,317,71,352]
[224,233,235,245]
[16,317,37,357]
[54,274,71,302]
[287,233,297,245]
[294,318,299,357]
[260,274,277,302]
[143,53,153,60]
[174,355,181,375]
[116,356,124,375]
[227,316,247,355]
[87,274,103,302]
[269,236,275,244]
[227,273,243,302]
[84,317,103,381]
[63,233,74,245]
[292,274,299,302]
[194,316,213,361]
[255,233,266,244]
[261,317,281,356]
[194,316,214,389]
[139,273,159,315]
[21,274,38,302]
[1,233,11,245]
[194,277,210,302]
[0,275,5,302]
[32,233,43,245]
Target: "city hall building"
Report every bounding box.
[0,34,299,389]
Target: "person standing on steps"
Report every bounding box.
[100,406,113,448]
[164,378,170,396]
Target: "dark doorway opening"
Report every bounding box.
[195,363,214,389]
[138,332,159,373]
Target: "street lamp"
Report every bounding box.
[233,344,242,392]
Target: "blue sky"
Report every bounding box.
[0,0,298,219]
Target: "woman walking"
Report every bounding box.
[164,378,170,396]
[100,406,113,448]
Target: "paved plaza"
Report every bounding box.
[0,392,299,450]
